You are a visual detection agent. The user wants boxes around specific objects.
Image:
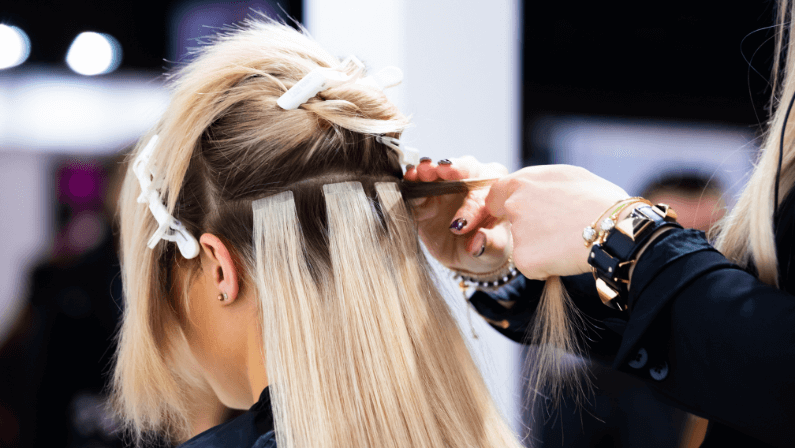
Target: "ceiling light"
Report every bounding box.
[0,24,31,69]
[66,32,122,76]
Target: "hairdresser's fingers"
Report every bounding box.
[448,188,490,235]
[403,164,419,181]
[484,174,520,220]
[435,157,473,180]
[462,217,509,258]
[436,157,508,181]
[479,161,510,179]
[416,158,440,182]
[431,158,507,234]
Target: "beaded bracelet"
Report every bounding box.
[453,256,519,291]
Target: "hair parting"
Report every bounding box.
[114,18,522,447]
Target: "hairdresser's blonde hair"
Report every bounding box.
[113,19,522,448]
[713,0,795,281]
[527,0,795,419]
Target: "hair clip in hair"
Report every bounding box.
[376,135,421,167]
[356,66,403,91]
[133,135,200,259]
[277,56,366,110]
[278,56,405,110]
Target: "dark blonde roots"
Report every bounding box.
[114,18,522,447]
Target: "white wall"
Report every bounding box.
[0,68,168,154]
[0,69,166,345]
[306,0,524,432]
[0,152,51,344]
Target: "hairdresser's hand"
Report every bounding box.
[404,157,512,275]
[485,165,629,279]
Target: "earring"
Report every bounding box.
[218,292,228,301]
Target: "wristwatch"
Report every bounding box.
[587,204,681,311]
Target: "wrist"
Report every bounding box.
[587,203,681,311]
[582,197,652,248]
[579,199,651,274]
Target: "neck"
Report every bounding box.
[246,325,269,404]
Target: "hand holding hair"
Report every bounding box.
[405,156,513,276]
[485,164,631,279]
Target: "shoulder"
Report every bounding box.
[178,411,276,448]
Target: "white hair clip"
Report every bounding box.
[277,55,404,110]
[132,135,200,259]
[277,56,365,110]
[376,135,420,167]
[276,57,417,166]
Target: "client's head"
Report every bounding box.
[113,19,521,448]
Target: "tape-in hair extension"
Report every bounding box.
[248,181,523,447]
[253,190,331,446]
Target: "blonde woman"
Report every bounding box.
[407,2,795,447]
[112,19,524,448]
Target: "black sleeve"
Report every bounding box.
[468,271,627,361]
[613,228,795,447]
[471,228,795,446]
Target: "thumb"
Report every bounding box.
[484,176,516,219]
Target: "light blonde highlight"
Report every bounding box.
[713,0,795,284]
[114,18,522,447]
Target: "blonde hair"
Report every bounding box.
[526,0,795,421]
[713,0,795,281]
[113,19,522,447]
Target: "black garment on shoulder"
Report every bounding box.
[178,388,276,448]
[472,196,795,447]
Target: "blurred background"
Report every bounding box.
[0,0,776,446]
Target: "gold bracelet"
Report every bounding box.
[582,197,648,247]
[595,198,653,245]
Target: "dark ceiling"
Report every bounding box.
[1,1,778,127]
[0,0,302,70]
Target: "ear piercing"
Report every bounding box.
[218,292,228,301]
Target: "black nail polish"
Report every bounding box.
[420,157,433,163]
[405,164,415,170]
[450,218,467,231]
[474,243,486,257]
[438,159,452,165]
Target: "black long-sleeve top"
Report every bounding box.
[470,194,795,448]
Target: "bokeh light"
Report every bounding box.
[0,24,31,69]
[66,32,122,76]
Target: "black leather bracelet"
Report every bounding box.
[588,204,682,311]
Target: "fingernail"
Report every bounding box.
[420,157,433,163]
[450,218,467,232]
[405,164,415,171]
[472,232,486,257]
[438,159,452,165]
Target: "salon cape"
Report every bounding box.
[178,388,275,448]
[470,194,795,448]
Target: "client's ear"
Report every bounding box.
[199,233,240,303]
